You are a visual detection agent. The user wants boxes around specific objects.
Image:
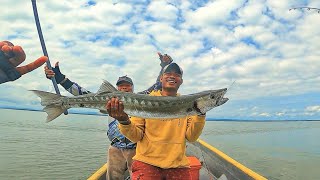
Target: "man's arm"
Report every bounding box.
[0,41,47,84]
[138,52,173,94]
[118,116,145,143]
[44,62,91,96]
[185,115,206,142]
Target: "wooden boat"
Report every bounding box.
[88,139,267,180]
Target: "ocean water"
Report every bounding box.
[0,109,319,180]
[200,121,320,180]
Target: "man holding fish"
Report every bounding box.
[44,53,174,179]
[106,62,206,180]
[34,51,228,179]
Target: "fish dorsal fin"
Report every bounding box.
[96,80,118,95]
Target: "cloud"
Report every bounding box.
[304,105,320,116]
[146,1,178,23]
[1,0,319,120]
[185,0,245,26]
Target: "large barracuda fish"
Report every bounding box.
[31,80,229,122]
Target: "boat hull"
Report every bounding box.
[88,139,267,180]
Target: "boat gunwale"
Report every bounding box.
[197,139,267,180]
[87,139,267,180]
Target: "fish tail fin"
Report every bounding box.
[30,90,66,122]
[43,105,67,122]
[30,90,62,105]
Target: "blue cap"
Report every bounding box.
[162,63,183,76]
[116,75,133,86]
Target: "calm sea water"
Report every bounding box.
[0,109,319,180]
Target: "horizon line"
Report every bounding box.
[1,107,319,122]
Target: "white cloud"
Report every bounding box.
[305,106,320,115]
[147,1,178,23]
[237,1,267,25]
[211,47,222,55]
[185,0,245,27]
[276,112,285,116]
[1,0,319,119]
[259,112,270,117]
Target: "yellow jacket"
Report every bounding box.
[118,90,206,168]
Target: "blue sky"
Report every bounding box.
[1,0,319,120]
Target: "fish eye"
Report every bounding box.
[210,94,215,99]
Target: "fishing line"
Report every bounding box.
[228,80,236,91]
[225,80,236,96]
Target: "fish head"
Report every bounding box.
[193,88,228,114]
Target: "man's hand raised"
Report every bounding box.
[157,52,173,67]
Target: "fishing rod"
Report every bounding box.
[31,0,68,115]
[289,6,320,13]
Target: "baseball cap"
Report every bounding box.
[116,75,133,86]
[162,63,183,76]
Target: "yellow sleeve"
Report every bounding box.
[118,116,145,143]
[185,115,206,142]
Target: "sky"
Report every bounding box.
[1,0,319,120]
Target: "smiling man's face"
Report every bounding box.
[160,72,183,91]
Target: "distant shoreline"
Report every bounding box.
[1,107,319,121]
[0,107,107,117]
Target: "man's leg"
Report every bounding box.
[131,160,162,180]
[164,168,192,180]
[122,148,136,177]
[107,146,127,180]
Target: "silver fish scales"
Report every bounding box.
[31,80,228,122]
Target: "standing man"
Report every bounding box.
[106,75,136,179]
[106,63,206,180]
[44,53,173,179]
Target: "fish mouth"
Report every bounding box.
[193,101,204,114]
[217,97,229,106]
